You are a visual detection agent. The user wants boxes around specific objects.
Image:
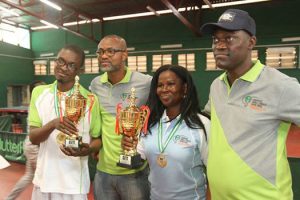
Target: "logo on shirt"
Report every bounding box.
[174,135,193,148]
[120,92,130,102]
[242,95,266,112]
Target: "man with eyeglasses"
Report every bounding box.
[200,9,300,200]
[90,35,152,200]
[28,44,101,200]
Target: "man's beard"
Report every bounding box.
[99,64,117,72]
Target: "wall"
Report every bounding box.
[0,42,34,107]
[31,0,300,108]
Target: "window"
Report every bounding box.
[152,54,172,71]
[84,58,99,74]
[0,23,30,49]
[266,47,297,68]
[127,55,147,72]
[206,50,259,70]
[178,53,195,71]
[251,50,258,62]
[49,60,56,75]
[206,52,218,70]
[33,60,47,75]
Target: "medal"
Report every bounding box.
[157,118,182,168]
[157,153,167,168]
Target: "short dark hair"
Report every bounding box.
[62,44,85,68]
[146,64,207,137]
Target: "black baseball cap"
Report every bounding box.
[200,9,256,36]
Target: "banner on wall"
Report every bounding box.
[0,131,26,163]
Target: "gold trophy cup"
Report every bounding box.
[56,75,86,148]
[116,88,150,169]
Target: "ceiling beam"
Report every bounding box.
[51,0,101,21]
[0,0,100,43]
[160,0,201,36]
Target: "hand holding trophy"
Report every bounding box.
[116,88,150,169]
[56,75,87,149]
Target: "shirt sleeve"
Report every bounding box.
[203,95,211,116]
[28,87,42,128]
[199,115,211,166]
[277,78,300,126]
[89,94,101,138]
[137,136,146,160]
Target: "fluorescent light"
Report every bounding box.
[84,50,90,54]
[282,37,300,42]
[40,52,54,57]
[40,20,59,29]
[40,0,62,11]
[31,25,53,30]
[63,19,100,26]
[103,12,155,21]
[0,6,19,16]
[201,0,271,8]
[127,47,135,51]
[63,20,91,26]
[1,19,16,25]
[33,60,48,64]
[160,44,183,49]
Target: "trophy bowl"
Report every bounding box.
[56,76,86,149]
[116,88,150,169]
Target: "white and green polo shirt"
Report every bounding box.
[90,69,152,175]
[205,60,300,200]
[28,81,101,194]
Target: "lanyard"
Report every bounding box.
[54,83,74,120]
[158,118,182,153]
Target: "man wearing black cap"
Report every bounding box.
[201,9,300,200]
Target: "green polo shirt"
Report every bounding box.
[90,69,152,175]
[205,60,300,200]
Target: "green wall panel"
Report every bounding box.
[0,42,34,107]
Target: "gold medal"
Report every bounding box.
[157,153,167,168]
[56,132,67,145]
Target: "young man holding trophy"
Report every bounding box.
[90,35,152,200]
[29,45,101,200]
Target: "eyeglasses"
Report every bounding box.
[54,58,77,71]
[96,48,125,57]
[212,36,240,46]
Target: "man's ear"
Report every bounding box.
[249,36,257,49]
[122,50,128,62]
[77,67,84,74]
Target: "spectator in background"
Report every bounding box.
[5,80,45,200]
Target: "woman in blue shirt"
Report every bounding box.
[123,64,210,200]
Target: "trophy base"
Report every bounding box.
[117,154,143,169]
[56,132,82,149]
[65,137,82,149]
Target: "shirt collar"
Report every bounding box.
[161,110,181,123]
[219,60,264,83]
[100,67,132,84]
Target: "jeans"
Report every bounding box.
[93,168,150,200]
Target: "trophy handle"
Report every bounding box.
[140,105,150,135]
[115,103,123,135]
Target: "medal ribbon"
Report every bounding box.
[54,83,75,119]
[158,118,182,153]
